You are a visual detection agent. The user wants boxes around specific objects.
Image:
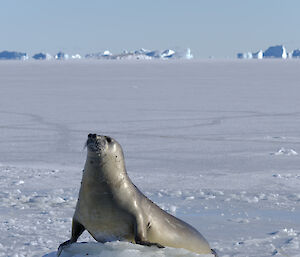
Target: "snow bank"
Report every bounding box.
[271,147,298,156]
[43,242,214,257]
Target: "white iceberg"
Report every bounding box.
[252,50,263,59]
[71,54,82,59]
[161,49,175,58]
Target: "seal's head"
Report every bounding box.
[86,134,124,160]
[85,134,126,177]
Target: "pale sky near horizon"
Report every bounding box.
[1,0,300,58]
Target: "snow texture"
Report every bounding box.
[0,60,300,257]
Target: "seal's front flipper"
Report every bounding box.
[136,239,165,248]
[57,240,72,256]
[71,219,85,242]
[57,220,85,256]
[211,248,219,257]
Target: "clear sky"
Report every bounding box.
[1,0,300,58]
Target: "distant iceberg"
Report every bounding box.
[102,50,112,56]
[161,49,175,58]
[263,45,287,59]
[0,51,28,60]
[55,52,69,60]
[32,52,52,60]
[185,48,194,59]
[134,48,149,55]
[292,49,300,58]
[85,48,193,60]
[0,48,194,61]
[237,45,288,59]
[237,52,253,59]
[252,50,263,59]
[71,54,82,59]
[85,50,113,59]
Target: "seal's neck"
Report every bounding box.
[83,153,127,185]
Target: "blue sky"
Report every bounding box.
[1,0,299,58]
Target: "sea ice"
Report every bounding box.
[0,60,299,257]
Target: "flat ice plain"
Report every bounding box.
[0,60,299,257]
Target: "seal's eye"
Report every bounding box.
[92,134,97,139]
[106,136,112,143]
[88,133,92,138]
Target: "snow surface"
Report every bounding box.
[0,59,300,257]
[44,241,214,257]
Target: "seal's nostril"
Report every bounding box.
[92,134,97,139]
[88,133,92,138]
[105,136,112,143]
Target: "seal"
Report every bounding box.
[57,134,217,256]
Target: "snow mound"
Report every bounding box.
[43,242,214,257]
[271,147,298,156]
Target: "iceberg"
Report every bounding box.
[85,48,193,60]
[237,52,253,59]
[252,50,263,59]
[145,50,162,58]
[102,50,112,56]
[161,49,176,58]
[134,48,150,55]
[71,54,82,59]
[0,51,28,60]
[263,45,287,59]
[32,53,52,60]
[85,50,112,59]
[0,48,194,61]
[55,52,69,60]
[292,49,300,58]
[237,45,290,59]
[185,48,194,59]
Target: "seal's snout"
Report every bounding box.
[88,133,97,139]
[85,134,118,155]
[86,133,101,153]
[86,133,112,154]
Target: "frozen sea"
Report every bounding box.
[0,59,299,257]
